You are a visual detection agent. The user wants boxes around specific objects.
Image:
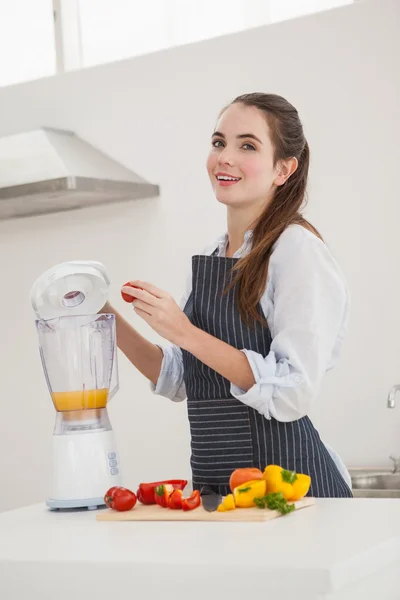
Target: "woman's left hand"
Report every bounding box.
[121,280,193,347]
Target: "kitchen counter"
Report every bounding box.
[0,499,399,600]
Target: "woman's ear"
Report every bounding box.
[274,157,298,186]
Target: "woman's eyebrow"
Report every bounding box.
[211,131,263,144]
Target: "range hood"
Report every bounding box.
[0,127,160,220]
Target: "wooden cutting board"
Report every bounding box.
[96,496,316,522]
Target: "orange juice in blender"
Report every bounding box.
[51,388,109,412]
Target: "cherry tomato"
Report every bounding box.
[121,282,141,303]
[104,486,137,511]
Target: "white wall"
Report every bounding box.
[270,0,352,21]
[0,0,399,512]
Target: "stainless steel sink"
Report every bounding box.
[347,389,400,498]
[350,470,400,498]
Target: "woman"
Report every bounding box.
[105,92,352,498]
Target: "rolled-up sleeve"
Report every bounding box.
[230,228,349,422]
[149,269,193,402]
[150,343,187,402]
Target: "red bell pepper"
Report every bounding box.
[154,484,174,508]
[167,489,183,509]
[136,479,187,505]
[181,490,201,511]
[155,486,201,512]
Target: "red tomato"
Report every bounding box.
[104,486,120,508]
[121,282,141,303]
[104,486,137,511]
[229,468,264,492]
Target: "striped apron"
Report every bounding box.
[181,251,352,498]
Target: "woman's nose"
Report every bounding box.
[217,148,234,167]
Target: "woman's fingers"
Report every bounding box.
[121,286,158,307]
[129,280,168,299]
[132,299,153,316]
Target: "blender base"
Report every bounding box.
[46,497,107,511]
[48,427,122,509]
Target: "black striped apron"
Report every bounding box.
[181,251,352,498]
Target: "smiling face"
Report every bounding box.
[206,103,280,211]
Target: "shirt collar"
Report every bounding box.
[217,229,253,256]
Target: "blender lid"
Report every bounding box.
[30,260,110,320]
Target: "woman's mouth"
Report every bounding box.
[215,174,242,187]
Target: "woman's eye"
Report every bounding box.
[212,140,256,151]
[242,143,256,151]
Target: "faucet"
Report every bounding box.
[387,385,400,473]
[389,455,400,474]
[387,384,400,409]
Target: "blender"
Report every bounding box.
[31,262,122,510]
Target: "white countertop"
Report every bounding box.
[1,499,400,600]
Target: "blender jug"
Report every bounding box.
[36,313,119,420]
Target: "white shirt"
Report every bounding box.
[151,224,352,487]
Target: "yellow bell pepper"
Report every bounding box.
[290,473,312,501]
[233,479,267,508]
[263,465,311,501]
[217,493,236,512]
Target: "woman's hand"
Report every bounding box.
[120,280,256,392]
[121,280,194,347]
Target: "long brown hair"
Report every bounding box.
[222,92,322,326]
